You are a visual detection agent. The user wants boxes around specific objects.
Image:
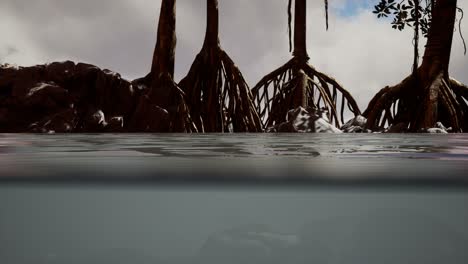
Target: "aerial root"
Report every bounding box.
[180,47,262,132]
[364,73,468,132]
[152,74,197,132]
[130,73,196,132]
[449,78,468,124]
[251,58,361,129]
[365,76,430,131]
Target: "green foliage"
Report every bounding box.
[373,0,433,37]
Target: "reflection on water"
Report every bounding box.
[1,134,468,179]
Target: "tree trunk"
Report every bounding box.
[151,0,177,79]
[293,0,309,61]
[179,0,263,132]
[203,0,220,49]
[363,0,465,132]
[417,0,458,129]
[420,0,457,79]
[130,0,194,133]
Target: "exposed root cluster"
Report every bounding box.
[132,73,196,132]
[364,72,468,132]
[252,58,361,129]
[152,74,196,132]
[179,47,262,132]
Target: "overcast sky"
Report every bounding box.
[1,0,467,110]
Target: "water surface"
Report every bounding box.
[1,133,468,180]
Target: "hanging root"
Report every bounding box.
[364,73,468,132]
[251,58,361,129]
[325,0,329,30]
[179,47,262,132]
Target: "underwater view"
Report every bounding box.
[2,133,468,264]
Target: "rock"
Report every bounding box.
[83,110,107,132]
[94,69,135,117]
[45,61,76,84]
[23,82,71,110]
[415,122,450,133]
[29,108,78,133]
[386,122,408,133]
[0,61,143,132]
[277,121,295,132]
[427,128,448,134]
[106,116,124,132]
[269,107,342,133]
[7,66,46,98]
[289,107,313,132]
[348,126,364,133]
[341,115,367,133]
[129,95,170,132]
[435,122,448,130]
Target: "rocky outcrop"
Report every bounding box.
[0,62,152,133]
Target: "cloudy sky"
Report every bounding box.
[1,0,467,110]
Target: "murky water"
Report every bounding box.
[1,134,468,264]
[1,133,468,180]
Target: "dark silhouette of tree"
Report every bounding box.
[251,0,361,129]
[130,0,195,132]
[179,0,262,132]
[365,0,468,132]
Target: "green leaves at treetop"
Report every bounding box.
[373,0,432,37]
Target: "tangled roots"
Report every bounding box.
[153,74,197,132]
[364,73,468,132]
[251,58,361,129]
[180,48,262,132]
[130,73,196,132]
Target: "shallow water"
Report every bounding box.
[1,133,468,180]
[1,134,468,264]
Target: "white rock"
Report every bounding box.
[427,128,448,134]
[341,115,367,132]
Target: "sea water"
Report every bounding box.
[1,133,468,179]
[1,134,468,264]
